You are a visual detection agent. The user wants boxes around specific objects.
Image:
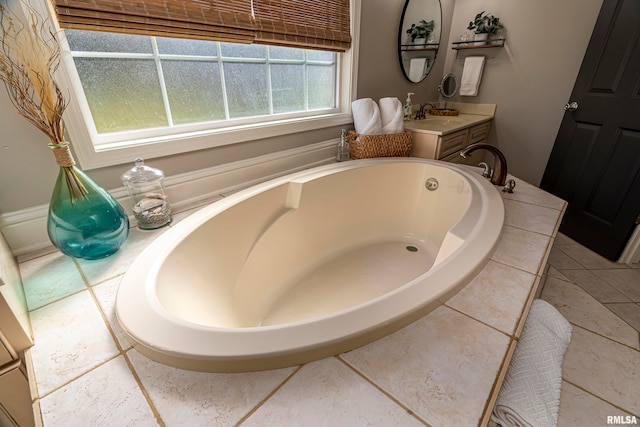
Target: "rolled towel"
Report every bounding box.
[351,98,382,135]
[491,299,572,427]
[379,97,404,134]
[460,56,485,96]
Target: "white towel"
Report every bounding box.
[460,56,486,96]
[491,299,572,427]
[351,98,382,135]
[379,97,404,134]
[408,58,427,82]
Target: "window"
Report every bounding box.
[52,1,358,169]
[67,30,338,135]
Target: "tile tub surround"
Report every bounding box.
[21,172,565,426]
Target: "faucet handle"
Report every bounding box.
[478,162,493,179]
[502,179,516,193]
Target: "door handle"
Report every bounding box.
[564,101,579,112]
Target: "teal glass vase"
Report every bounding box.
[47,144,129,259]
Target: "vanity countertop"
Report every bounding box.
[404,112,493,135]
[20,168,565,427]
[404,101,496,135]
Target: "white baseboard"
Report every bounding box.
[0,139,337,256]
[618,224,640,264]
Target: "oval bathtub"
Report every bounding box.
[116,158,504,372]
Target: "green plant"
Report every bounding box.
[406,19,435,42]
[467,11,503,35]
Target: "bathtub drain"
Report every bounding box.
[406,245,419,252]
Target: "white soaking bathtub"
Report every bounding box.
[116,158,505,372]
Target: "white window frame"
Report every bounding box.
[47,0,360,170]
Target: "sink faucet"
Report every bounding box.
[459,143,508,186]
[414,103,434,120]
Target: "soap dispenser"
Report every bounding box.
[336,129,350,162]
[403,92,414,120]
[121,158,172,230]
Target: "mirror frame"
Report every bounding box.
[398,0,442,83]
[438,73,458,99]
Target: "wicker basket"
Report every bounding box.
[347,130,413,159]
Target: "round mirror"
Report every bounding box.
[398,0,442,83]
[438,73,458,99]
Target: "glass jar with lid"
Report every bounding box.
[120,158,172,229]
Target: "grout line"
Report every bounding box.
[490,257,541,279]
[72,257,93,289]
[16,246,59,264]
[554,244,629,271]
[85,277,126,353]
[35,353,121,400]
[32,398,44,427]
[502,196,565,212]
[480,339,518,426]
[84,275,166,427]
[235,364,305,426]
[335,356,432,427]
[600,304,640,344]
[553,270,633,304]
[122,350,166,427]
[561,378,640,418]
[444,304,513,339]
[605,301,640,305]
[32,284,126,404]
[500,222,557,239]
[514,275,544,340]
[26,287,87,315]
[539,268,640,351]
[570,323,639,353]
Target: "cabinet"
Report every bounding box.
[0,232,35,427]
[410,119,492,165]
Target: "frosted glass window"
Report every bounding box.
[74,58,167,133]
[156,38,218,56]
[220,43,266,59]
[308,65,336,109]
[269,46,305,60]
[66,30,152,53]
[162,61,225,125]
[224,63,269,118]
[271,64,305,113]
[307,50,335,62]
[66,30,338,136]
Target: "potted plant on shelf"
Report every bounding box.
[467,11,504,44]
[406,19,435,46]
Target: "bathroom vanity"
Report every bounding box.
[405,102,496,164]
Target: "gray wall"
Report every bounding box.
[0,0,604,214]
[356,0,455,102]
[357,0,603,185]
[444,0,604,185]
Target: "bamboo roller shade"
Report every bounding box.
[52,0,351,52]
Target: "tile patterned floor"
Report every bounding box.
[540,233,640,425]
[18,196,640,426]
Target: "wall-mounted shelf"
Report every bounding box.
[400,43,439,52]
[451,38,505,50]
[451,38,505,58]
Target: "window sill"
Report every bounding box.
[69,112,353,170]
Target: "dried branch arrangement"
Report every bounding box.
[0,1,87,201]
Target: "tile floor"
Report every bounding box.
[540,233,640,426]
[17,198,640,426]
